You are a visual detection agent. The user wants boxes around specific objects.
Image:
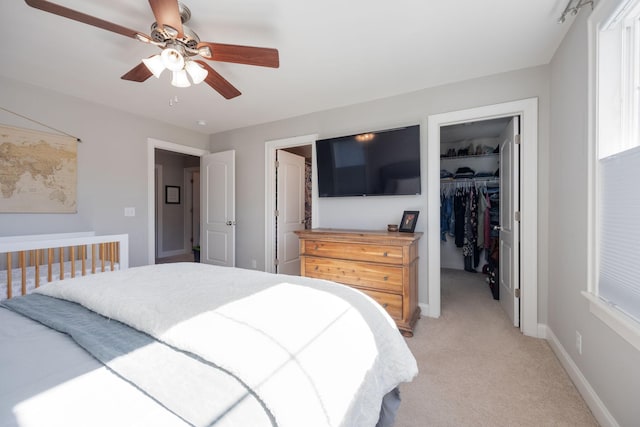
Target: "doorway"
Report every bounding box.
[275,147,311,275]
[146,138,208,265]
[154,148,200,263]
[265,134,319,274]
[427,98,539,337]
[439,116,520,326]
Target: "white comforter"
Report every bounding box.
[36,263,418,427]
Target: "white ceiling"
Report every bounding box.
[0,1,574,135]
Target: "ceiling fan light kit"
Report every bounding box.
[142,55,165,78]
[171,69,191,88]
[160,46,185,72]
[184,60,207,84]
[24,0,280,99]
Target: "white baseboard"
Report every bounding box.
[538,323,548,338]
[158,248,189,259]
[419,302,433,318]
[543,324,619,427]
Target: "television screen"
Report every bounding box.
[316,125,421,197]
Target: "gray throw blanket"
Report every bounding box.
[2,294,275,427]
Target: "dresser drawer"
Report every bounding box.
[303,257,403,293]
[359,289,403,320]
[302,240,403,265]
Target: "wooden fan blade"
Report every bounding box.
[121,62,153,82]
[25,0,144,39]
[195,61,241,99]
[197,42,279,68]
[148,0,183,38]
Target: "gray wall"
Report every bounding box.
[208,65,551,326]
[548,10,640,426]
[0,77,209,267]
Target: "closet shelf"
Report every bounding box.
[440,153,499,160]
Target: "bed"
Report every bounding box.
[0,232,128,300]
[0,262,418,427]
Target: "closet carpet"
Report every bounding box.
[394,268,598,427]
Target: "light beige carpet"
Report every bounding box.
[394,268,598,427]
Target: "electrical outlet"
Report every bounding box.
[124,207,135,217]
[576,331,582,355]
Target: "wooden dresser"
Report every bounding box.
[295,228,422,336]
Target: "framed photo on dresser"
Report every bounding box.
[399,210,419,233]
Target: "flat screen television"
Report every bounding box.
[316,125,421,197]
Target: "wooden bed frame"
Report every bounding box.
[0,232,129,299]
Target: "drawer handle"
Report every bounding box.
[383,276,388,281]
[383,252,388,257]
[314,266,319,271]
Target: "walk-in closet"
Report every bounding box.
[440,117,516,302]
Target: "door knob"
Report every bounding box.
[226,220,236,226]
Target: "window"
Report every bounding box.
[587,0,640,350]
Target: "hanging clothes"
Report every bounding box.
[440,178,499,273]
[454,189,466,247]
[477,188,488,249]
[440,193,453,241]
[462,187,478,272]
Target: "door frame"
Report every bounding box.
[184,166,200,253]
[155,164,164,258]
[147,138,208,265]
[427,98,539,337]
[265,134,318,273]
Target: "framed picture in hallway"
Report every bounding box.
[399,210,419,233]
[165,185,181,204]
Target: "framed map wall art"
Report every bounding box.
[0,125,77,213]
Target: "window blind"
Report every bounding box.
[599,145,640,322]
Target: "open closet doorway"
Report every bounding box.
[439,116,520,326]
[426,98,539,337]
[265,134,319,274]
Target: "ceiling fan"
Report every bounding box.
[24,0,280,99]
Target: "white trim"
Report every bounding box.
[587,0,640,353]
[183,166,199,252]
[582,291,640,351]
[159,248,188,258]
[155,164,163,258]
[587,0,599,327]
[147,138,208,265]
[264,134,319,273]
[427,98,539,337]
[545,325,620,427]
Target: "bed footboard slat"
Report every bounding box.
[1,233,128,300]
[35,250,40,289]
[91,244,96,274]
[48,248,53,283]
[20,251,26,296]
[59,247,64,281]
[100,243,106,272]
[81,245,87,276]
[70,246,75,278]
[6,253,12,299]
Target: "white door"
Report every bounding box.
[276,150,306,275]
[499,117,520,327]
[201,150,235,267]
